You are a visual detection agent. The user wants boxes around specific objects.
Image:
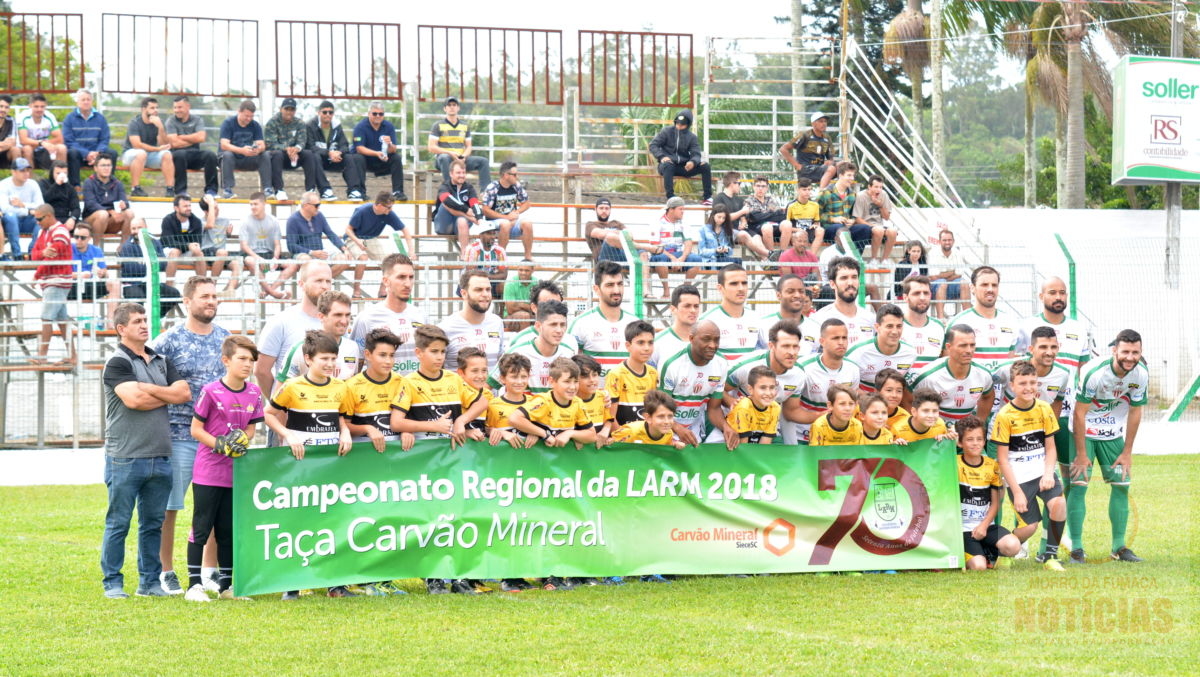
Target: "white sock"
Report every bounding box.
[202,567,218,580]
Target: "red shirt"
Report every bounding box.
[779,247,819,280]
[32,221,75,288]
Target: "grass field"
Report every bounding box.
[1,455,1196,676]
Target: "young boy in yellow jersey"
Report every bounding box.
[891,388,958,443]
[486,353,532,449]
[726,366,781,445]
[510,357,598,449]
[992,360,1066,571]
[784,178,822,254]
[455,346,491,441]
[612,390,685,449]
[811,384,864,445]
[265,330,355,600]
[957,416,1021,570]
[605,320,659,426]
[573,354,614,447]
[857,393,900,445]
[345,328,414,454]
[875,368,910,431]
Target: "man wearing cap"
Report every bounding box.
[351,101,408,202]
[648,196,702,297]
[0,157,44,260]
[428,97,491,189]
[648,109,713,205]
[585,197,656,263]
[780,112,837,191]
[264,98,317,202]
[464,220,507,299]
[480,160,534,260]
[306,100,367,201]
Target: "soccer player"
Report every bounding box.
[875,368,910,431]
[725,320,807,444]
[956,416,1020,570]
[857,393,897,445]
[992,360,1066,572]
[756,275,810,347]
[726,366,780,445]
[611,389,684,449]
[183,336,264,602]
[900,276,946,372]
[948,266,1019,372]
[572,354,613,446]
[492,300,576,393]
[658,321,732,450]
[845,303,917,392]
[486,353,533,449]
[345,328,412,453]
[1069,329,1147,564]
[509,357,597,449]
[800,256,876,354]
[795,319,862,444]
[276,290,361,382]
[443,269,506,371]
[605,320,659,427]
[699,263,765,363]
[905,324,994,423]
[455,346,491,440]
[810,384,864,446]
[350,254,426,375]
[650,283,701,367]
[892,388,956,443]
[570,261,636,375]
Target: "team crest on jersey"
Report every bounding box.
[611,340,621,350]
[693,383,703,394]
[989,336,998,346]
[955,397,965,407]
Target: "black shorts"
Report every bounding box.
[796,164,828,183]
[1007,475,1063,527]
[963,524,1011,560]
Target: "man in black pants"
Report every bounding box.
[306,100,366,201]
[166,96,218,197]
[649,109,713,205]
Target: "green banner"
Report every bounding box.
[233,439,962,596]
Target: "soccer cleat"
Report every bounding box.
[470,579,494,594]
[449,579,481,595]
[392,191,409,202]
[218,589,252,601]
[275,190,289,201]
[1033,552,1051,564]
[104,588,129,599]
[320,189,336,201]
[639,574,672,584]
[130,186,148,198]
[601,576,625,586]
[1043,559,1066,572]
[500,578,533,592]
[994,557,1013,569]
[159,571,184,595]
[1111,547,1143,563]
[1069,549,1086,565]
[135,584,169,597]
[1014,542,1029,560]
[327,585,358,598]
[184,584,211,602]
[375,581,407,595]
[766,249,783,263]
[354,584,387,596]
[281,590,300,601]
[201,574,221,594]
[425,579,449,595]
[542,576,575,591]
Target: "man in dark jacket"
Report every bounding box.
[40,160,81,228]
[648,109,712,204]
[306,101,367,201]
[263,98,317,200]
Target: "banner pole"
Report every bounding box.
[140,228,161,338]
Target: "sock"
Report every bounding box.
[201,566,218,581]
[1109,484,1130,552]
[1038,511,1051,557]
[187,540,205,589]
[1066,482,1088,547]
[217,567,233,593]
[1045,515,1065,558]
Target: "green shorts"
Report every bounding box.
[1054,417,1073,465]
[1074,437,1131,486]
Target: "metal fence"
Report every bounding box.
[275,21,404,101]
[416,26,564,105]
[1,12,86,94]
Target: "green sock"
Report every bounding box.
[1067,482,1088,546]
[1109,484,1130,552]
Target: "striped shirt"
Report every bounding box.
[796,355,861,443]
[906,357,993,422]
[947,307,1019,372]
[844,338,917,392]
[901,316,946,372]
[700,305,766,363]
[429,118,471,151]
[569,307,637,376]
[658,347,728,441]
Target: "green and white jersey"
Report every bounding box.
[1015,313,1094,419]
[441,310,505,371]
[756,310,806,348]
[947,307,1020,372]
[276,335,361,383]
[658,347,728,440]
[569,307,637,376]
[796,354,861,444]
[901,316,946,372]
[906,357,992,422]
[487,337,575,393]
[1075,358,1148,441]
[700,305,766,363]
[349,301,427,375]
[726,350,806,444]
[987,357,1072,438]
[17,111,59,141]
[845,338,917,392]
[650,327,689,368]
[505,324,578,354]
[800,302,876,356]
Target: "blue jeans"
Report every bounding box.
[435,153,490,188]
[2,213,37,256]
[167,438,198,511]
[100,455,172,591]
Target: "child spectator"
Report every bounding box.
[784,178,823,254]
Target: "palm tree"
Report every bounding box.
[883,0,929,146]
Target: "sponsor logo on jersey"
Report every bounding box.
[969,387,985,394]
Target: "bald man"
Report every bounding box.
[658,319,730,448]
[254,259,332,396]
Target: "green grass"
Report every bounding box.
[1,455,1196,676]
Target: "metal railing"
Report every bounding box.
[416,26,564,105]
[577,30,695,108]
[1,12,86,94]
[275,21,404,101]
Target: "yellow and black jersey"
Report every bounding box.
[958,454,1002,531]
[344,371,405,440]
[611,421,675,446]
[861,426,895,446]
[604,361,659,425]
[391,369,474,440]
[810,414,864,446]
[726,397,780,443]
[518,393,592,437]
[578,390,613,432]
[991,399,1059,484]
[270,375,353,444]
[891,415,949,443]
[487,393,529,432]
[887,406,910,431]
[461,382,491,431]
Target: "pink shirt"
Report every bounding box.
[192,379,265,488]
[779,248,819,280]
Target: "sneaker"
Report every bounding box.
[201,574,221,594]
[994,557,1013,569]
[375,581,407,595]
[639,574,672,584]
[281,590,300,601]
[164,187,175,198]
[425,579,449,595]
[221,189,235,200]
[449,579,481,595]
[766,249,783,262]
[392,191,409,202]
[354,584,387,596]
[1043,559,1066,572]
[542,576,575,591]
[1111,547,1143,563]
[135,584,169,597]
[275,190,289,201]
[1034,552,1050,564]
[104,587,129,599]
[1069,548,1086,565]
[470,580,494,594]
[1014,542,1029,560]
[184,584,211,602]
[159,571,184,595]
[601,576,624,586]
[500,578,533,592]
[130,186,148,198]
[320,189,336,201]
[327,585,358,597]
[218,589,252,601]
[701,198,713,206]
[347,190,365,201]
[572,577,602,587]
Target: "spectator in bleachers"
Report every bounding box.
[784,178,823,255]
[351,101,408,202]
[0,95,17,168]
[779,112,837,191]
[31,204,76,364]
[16,94,66,170]
[121,97,177,198]
[240,191,298,300]
[744,177,788,255]
[893,239,927,299]
[480,161,534,260]
[82,154,132,250]
[344,191,411,298]
[852,174,899,266]
[649,109,712,205]
[464,221,507,298]
[62,89,111,188]
[433,159,481,257]
[160,194,208,285]
[286,190,351,277]
[196,195,243,296]
[1,157,44,260]
[306,100,366,202]
[427,96,490,190]
[817,161,870,252]
[778,228,820,284]
[264,98,317,202]
[118,217,182,317]
[712,171,750,229]
[927,229,970,319]
[165,95,218,198]
[585,197,656,263]
[68,222,120,324]
[648,196,702,298]
[697,204,739,268]
[39,160,80,228]
[503,259,538,317]
[218,100,271,200]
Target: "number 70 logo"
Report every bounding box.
[808,458,931,565]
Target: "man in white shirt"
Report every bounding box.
[926,229,970,319]
[442,269,505,371]
[801,256,876,355]
[350,253,427,375]
[254,260,331,396]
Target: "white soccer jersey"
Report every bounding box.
[987,357,1072,439]
[650,327,689,368]
[488,338,575,393]
[1076,358,1149,441]
[901,316,946,372]
[947,307,1019,372]
[844,338,917,392]
[756,310,806,347]
[441,311,505,371]
[1015,313,1094,420]
[570,307,637,375]
[505,325,578,354]
[350,301,427,375]
[726,350,807,444]
[795,355,861,443]
[800,303,876,356]
[700,305,766,363]
[658,347,728,440]
[906,357,993,422]
[277,335,361,382]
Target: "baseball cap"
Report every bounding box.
[281,97,298,109]
[469,220,499,236]
[674,113,690,126]
[13,157,31,170]
[665,196,685,210]
[595,197,612,207]
[810,111,830,125]
[445,96,460,106]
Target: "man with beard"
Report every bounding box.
[949,266,1019,372]
[585,197,658,263]
[350,254,427,375]
[147,276,230,595]
[795,319,862,444]
[569,261,636,376]
[927,228,971,319]
[651,283,701,367]
[900,275,946,372]
[757,275,808,347]
[659,320,731,449]
[905,324,994,423]
[255,260,332,397]
[725,320,807,445]
[504,280,579,353]
[699,263,764,364]
[801,256,875,355]
[442,268,505,370]
[845,303,916,392]
[276,290,361,381]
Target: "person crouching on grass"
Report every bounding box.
[183,335,264,602]
[957,415,1020,571]
[809,384,863,446]
[726,366,781,445]
[611,389,684,449]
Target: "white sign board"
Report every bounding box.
[1112,55,1200,185]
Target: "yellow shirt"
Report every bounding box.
[487,393,529,432]
[578,389,613,432]
[461,382,491,431]
[270,375,353,445]
[726,397,781,443]
[519,392,592,436]
[887,406,910,431]
[391,369,475,440]
[810,414,864,446]
[604,361,659,425]
[344,371,405,440]
[991,399,1060,485]
[611,421,675,446]
[861,426,895,445]
[958,454,1002,531]
[891,414,949,443]
[785,199,820,228]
